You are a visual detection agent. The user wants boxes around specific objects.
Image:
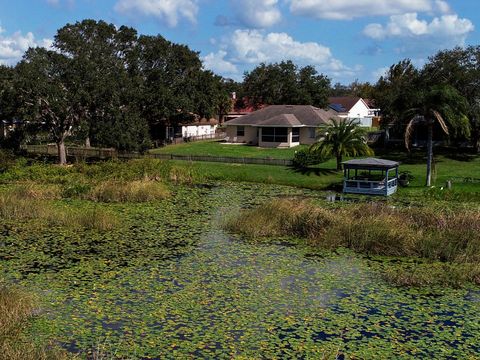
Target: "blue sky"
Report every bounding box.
[0,0,478,84]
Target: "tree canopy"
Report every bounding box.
[242,61,331,109]
[1,19,231,161]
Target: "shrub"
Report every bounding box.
[61,182,92,198]
[292,149,328,168]
[0,150,16,173]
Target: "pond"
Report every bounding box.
[1,183,479,359]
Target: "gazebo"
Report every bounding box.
[342,158,399,196]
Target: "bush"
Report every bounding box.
[0,150,16,174]
[292,149,328,168]
[61,182,92,198]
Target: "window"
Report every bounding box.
[237,126,245,137]
[292,128,300,143]
[308,128,316,139]
[261,127,288,143]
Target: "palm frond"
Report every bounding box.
[432,110,449,135]
[404,116,421,151]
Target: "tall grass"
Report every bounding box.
[0,285,69,360]
[9,182,62,200]
[0,193,118,231]
[225,199,480,286]
[88,179,170,203]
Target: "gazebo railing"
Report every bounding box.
[344,178,397,195]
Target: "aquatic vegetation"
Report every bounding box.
[0,180,479,358]
[0,284,69,360]
[225,199,480,286]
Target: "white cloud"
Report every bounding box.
[371,66,389,81]
[202,50,238,75]
[363,13,474,41]
[114,0,198,27]
[0,29,53,65]
[289,0,448,20]
[230,30,332,65]
[233,0,282,28]
[434,0,451,14]
[205,29,359,81]
[45,0,75,7]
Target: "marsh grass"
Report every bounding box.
[88,179,170,203]
[0,285,70,360]
[9,182,62,200]
[225,199,480,286]
[50,207,118,231]
[0,193,118,231]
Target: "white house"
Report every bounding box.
[182,118,218,139]
[329,97,380,127]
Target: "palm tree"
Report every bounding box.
[404,85,470,186]
[310,118,374,171]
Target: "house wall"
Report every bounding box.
[182,124,217,137]
[299,127,317,145]
[347,100,373,127]
[225,125,258,144]
[348,100,370,119]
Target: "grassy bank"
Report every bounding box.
[225,199,480,287]
[0,285,69,360]
[149,140,308,159]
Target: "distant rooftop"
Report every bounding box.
[328,97,369,113]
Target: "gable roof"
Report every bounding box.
[328,97,370,113]
[254,114,303,127]
[225,105,338,127]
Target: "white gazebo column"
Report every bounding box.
[385,168,389,196]
[288,127,292,147]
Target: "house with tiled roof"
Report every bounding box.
[328,97,380,127]
[224,105,339,148]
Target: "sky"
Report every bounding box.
[0,0,479,84]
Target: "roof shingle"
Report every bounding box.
[225,105,338,127]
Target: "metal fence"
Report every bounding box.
[21,144,293,166]
[21,144,117,159]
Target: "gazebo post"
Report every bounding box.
[385,168,388,196]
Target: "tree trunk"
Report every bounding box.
[57,139,67,165]
[425,122,433,186]
[336,154,343,171]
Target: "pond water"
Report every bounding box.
[1,183,479,359]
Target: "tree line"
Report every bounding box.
[0,20,232,163]
[0,19,479,165]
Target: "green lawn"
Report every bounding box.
[170,150,480,200]
[149,140,308,159]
